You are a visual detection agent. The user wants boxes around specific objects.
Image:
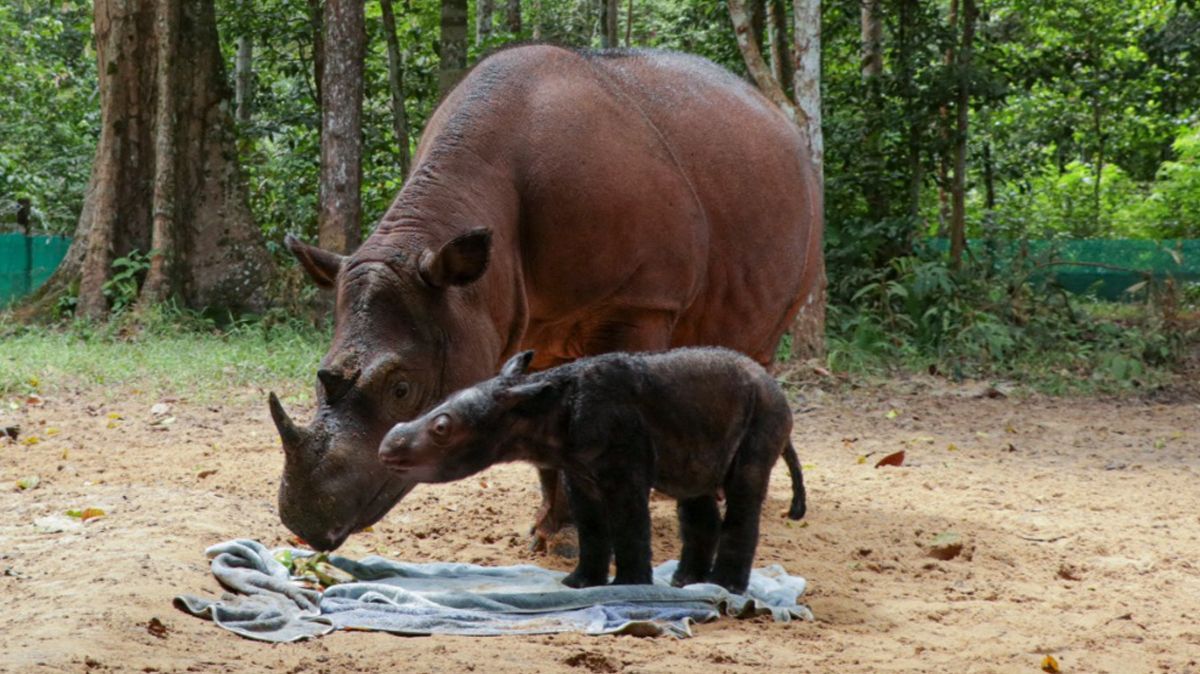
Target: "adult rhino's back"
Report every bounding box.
[463,47,819,366]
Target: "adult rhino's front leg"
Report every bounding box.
[527,309,676,555]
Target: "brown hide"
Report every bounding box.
[273,46,822,551]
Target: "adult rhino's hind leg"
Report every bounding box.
[530,468,573,554]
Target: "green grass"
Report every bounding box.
[0,320,327,404]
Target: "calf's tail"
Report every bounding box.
[782,440,807,520]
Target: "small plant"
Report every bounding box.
[101,250,151,314]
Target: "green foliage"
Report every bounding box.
[0,305,329,402]
[826,249,1192,393]
[0,0,98,235]
[101,250,151,315]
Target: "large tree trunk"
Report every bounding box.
[860,0,887,221]
[439,0,468,95]
[600,0,618,48]
[728,0,797,121]
[948,0,976,270]
[318,0,365,255]
[789,0,825,360]
[476,0,493,45]
[380,0,412,179]
[25,0,271,320]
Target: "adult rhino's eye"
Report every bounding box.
[394,381,410,399]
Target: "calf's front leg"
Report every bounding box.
[560,477,612,588]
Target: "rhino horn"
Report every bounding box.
[268,392,309,457]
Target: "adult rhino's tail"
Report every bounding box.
[783,440,807,520]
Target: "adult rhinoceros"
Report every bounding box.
[269,45,822,552]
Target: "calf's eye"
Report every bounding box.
[432,414,451,437]
[394,381,410,399]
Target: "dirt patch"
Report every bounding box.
[2,383,1199,673]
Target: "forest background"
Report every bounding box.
[2,0,1200,392]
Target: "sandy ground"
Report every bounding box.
[2,377,1199,674]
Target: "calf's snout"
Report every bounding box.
[378,424,415,466]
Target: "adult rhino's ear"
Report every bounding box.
[500,350,535,378]
[418,228,492,288]
[285,234,344,289]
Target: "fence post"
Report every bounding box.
[17,198,32,295]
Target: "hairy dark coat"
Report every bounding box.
[378,348,806,593]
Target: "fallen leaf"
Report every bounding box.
[27,376,40,389]
[1041,654,1061,673]
[875,450,905,468]
[359,525,374,533]
[150,402,171,417]
[856,455,867,465]
[885,409,899,419]
[20,436,40,446]
[947,443,959,452]
[44,428,60,437]
[66,507,106,522]
[196,469,218,479]
[25,394,45,407]
[146,617,169,639]
[60,448,69,460]
[288,535,309,548]
[927,531,964,560]
[105,420,119,429]
[106,412,122,420]
[16,476,40,490]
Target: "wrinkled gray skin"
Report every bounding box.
[378,348,806,593]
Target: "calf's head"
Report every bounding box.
[378,351,559,483]
[269,228,501,551]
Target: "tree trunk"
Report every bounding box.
[728,0,796,122]
[937,0,958,237]
[789,0,825,360]
[318,0,365,255]
[380,0,412,179]
[476,0,493,45]
[505,0,521,33]
[532,0,541,39]
[234,1,252,125]
[440,0,468,95]
[1091,98,1105,236]
[25,0,271,320]
[625,0,632,46]
[767,0,792,96]
[600,0,618,48]
[949,0,976,270]
[899,0,922,219]
[983,139,995,228]
[861,0,887,221]
[308,0,324,108]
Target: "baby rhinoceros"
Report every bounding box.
[377,347,806,594]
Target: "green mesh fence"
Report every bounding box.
[928,239,1200,301]
[0,234,71,307]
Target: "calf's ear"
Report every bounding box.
[500,381,558,415]
[500,350,535,378]
[419,228,492,288]
[285,235,344,289]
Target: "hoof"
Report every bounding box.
[562,570,606,588]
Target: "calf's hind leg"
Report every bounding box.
[707,432,778,593]
[672,495,720,587]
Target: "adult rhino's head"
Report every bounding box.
[270,228,501,551]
